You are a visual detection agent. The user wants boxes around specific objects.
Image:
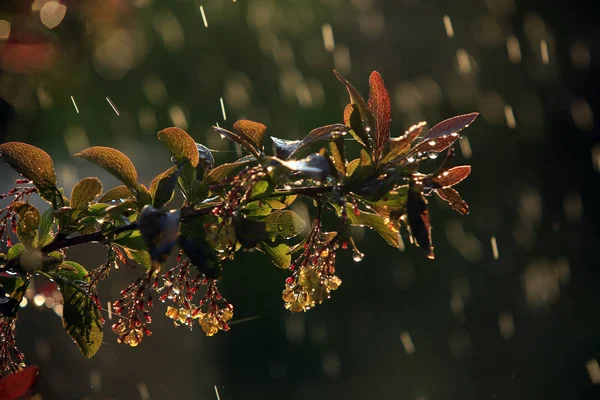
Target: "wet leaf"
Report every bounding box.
[262,210,306,240]
[37,207,55,247]
[97,185,134,203]
[0,142,57,197]
[368,71,391,162]
[70,178,102,209]
[196,143,215,178]
[407,189,434,259]
[0,276,26,299]
[333,203,401,248]
[359,186,409,219]
[289,124,349,158]
[422,112,478,141]
[329,137,346,176]
[203,161,250,184]
[408,133,459,160]
[334,70,374,150]
[75,146,138,189]
[233,213,266,248]
[158,127,200,168]
[271,137,301,160]
[11,202,40,248]
[433,165,471,188]
[150,165,179,208]
[381,122,426,165]
[260,242,291,269]
[435,187,469,215]
[0,366,39,400]
[54,261,103,358]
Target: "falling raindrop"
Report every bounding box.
[352,249,364,262]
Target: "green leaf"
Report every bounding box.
[114,244,151,269]
[70,177,102,209]
[75,146,138,189]
[359,186,408,218]
[157,127,200,168]
[114,230,147,250]
[260,242,291,269]
[347,149,374,184]
[329,138,346,177]
[97,185,134,203]
[0,276,26,297]
[6,243,25,260]
[37,207,55,247]
[332,203,401,248]
[249,179,272,200]
[150,165,179,208]
[264,195,297,210]
[0,142,58,202]
[262,210,306,240]
[86,203,110,217]
[11,202,40,248]
[54,262,103,358]
[243,201,273,217]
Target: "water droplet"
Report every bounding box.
[352,250,364,262]
[428,140,437,146]
[407,156,416,163]
[428,152,439,159]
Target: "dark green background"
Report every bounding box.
[1,0,599,399]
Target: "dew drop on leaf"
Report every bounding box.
[352,249,364,262]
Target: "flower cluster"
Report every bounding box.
[0,317,24,374]
[283,219,343,312]
[0,180,38,247]
[111,269,157,347]
[161,258,233,336]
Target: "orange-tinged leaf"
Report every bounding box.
[0,142,57,197]
[203,160,251,184]
[75,147,138,189]
[157,127,200,168]
[434,165,471,188]
[150,165,179,208]
[408,133,458,159]
[343,104,353,125]
[368,71,391,162]
[233,120,267,154]
[436,187,469,215]
[70,177,102,209]
[213,126,261,159]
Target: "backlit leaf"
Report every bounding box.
[37,207,55,247]
[150,165,179,208]
[289,124,349,158]
[331,203,401,248]
[0,142,58,203]
[262,210,306,240]
[214,122,263,159]
[334,70,374,150]
[158,127,200,168]
[11,202,40,248]
[203,161,250,184]
[97,185,134,203]
[76,147,139,189]
[381,122,426,165]
[433,165,471,188]
[368,71,391,162]
[260,242,291,269]
[265,195,297,210]
[329,137,346,176]
[435,187,469,215]
[70,178,102,209]
[54,262,103,358]
[422,113,478,141]
[233,120,267,154]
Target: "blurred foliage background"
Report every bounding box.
[1,0,599,399]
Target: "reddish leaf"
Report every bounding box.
[408,133,458,159]
[435,187,469,215]
[233,120,267,154]
[343,104,353,125]
[434,165,471,188]
[333,70,374,150]
[422,112,478,141]
[0,366,39,400]
[381,122,426,165]
[407,189,434,259]
[368,71,391,162]
[213,123,263,160]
